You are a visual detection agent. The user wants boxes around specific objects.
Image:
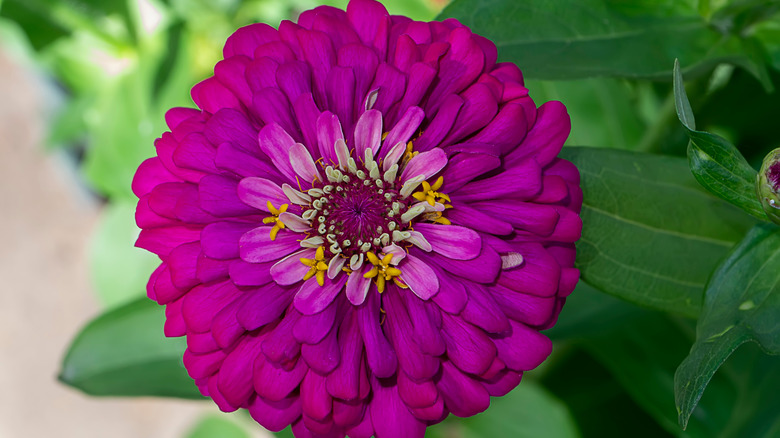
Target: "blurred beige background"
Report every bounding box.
[0,49,266,438]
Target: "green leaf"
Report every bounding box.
[438,0,764,81]
[186,415,250,438]
[560,147,755,317]
[526,78,646,149]
[584,313,733,437]
[91,202,160,309]
[427,381,580,438]
[674,223,780,429]
[545,282,644,341]
[59,297,201,399]
[541,348,674,438]
[673,59,768,220]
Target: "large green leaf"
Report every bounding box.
[673,59,768,220]
[526,78,646,149]
[427,381,580,438]
[584,313,733,438]
[59,297,200,398]
[674,223,780,429]
[541,348,673,438]
[545,282,644,341]
[561,147,755,317]
[438,0,764,82]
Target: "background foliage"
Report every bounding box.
[3,0,779,436]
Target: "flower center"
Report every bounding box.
[305,161,410,258]
[769,162,780,192]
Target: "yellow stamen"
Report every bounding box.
[365,251,402,293]
[266,201,289,241]
[412,176,453,214]
[300,246,328,286]
[402,141,419,164]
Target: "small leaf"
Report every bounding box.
[91,202,160,309]
[427,381,580,438]
[561,147,755,317]
[59,298,201,399]
[674,223,780,429]
[673,59,768,220]
[438,0,765,82]
[186,415,249,438]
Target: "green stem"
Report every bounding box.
[637,89,677,153]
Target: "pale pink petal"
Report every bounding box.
[289,142,322,184]
[400,254,439,299]
[346,265,372,305]
[278,212,311,232]
[237,177,288,212]
[400,148,447,183]
[354,109,383,158]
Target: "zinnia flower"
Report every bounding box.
[133,0,582,436]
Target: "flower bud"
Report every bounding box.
[757,148,780,224]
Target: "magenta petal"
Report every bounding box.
[448,203,514,236]
[133,158,178,198]
[397,372,438,409]
[381,106,424,159]
[440,152,501,193]
[248,395,302,433]
[414,223,481,260]
[300,369,333,421]
[347,0,390,59]
[482,370,522,397]
[294,298,337,344]
[437,361,490,418]
[182,281,241,333]
[399,254,439,300]
[254,357,308,401]
[357,291,397,378]
[258,123,298,183]
[294,275,348,315]
[493,320,553,371]
[217,334,263,406]
[441,313,496,375]
[384,292,440,381]
[370,376,426,438]
[455,157,542,202]
[491,283,556,326]
[239,227,301,263]
[229,259,274,286]
[332,398,365,429]
[191,77,241,114]
[505,101,570,168]
[223,23,279,58]
[316,111,344,165]
[326,310,362,400]
[325,66,356,135]
[402,292,446,356]
[236,284,293,331]
[301,323,341,374]
[289,142,321,184]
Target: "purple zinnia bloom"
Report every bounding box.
[133,0,582,436]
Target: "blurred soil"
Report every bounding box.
[0,49,212,438]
